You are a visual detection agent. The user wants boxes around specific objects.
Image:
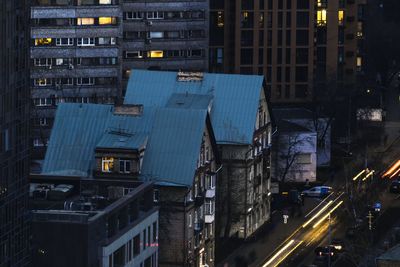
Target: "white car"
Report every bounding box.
[302,186,332,197]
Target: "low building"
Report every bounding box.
[123,70,274,257]
[39,101,219,266]
[30,177,158,267]
[376,244,400,267]
[271,119,317,183]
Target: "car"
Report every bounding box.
[331,239,345,251]
[314,246,337,258]
[302,186,333,198]
[390,179,400,193]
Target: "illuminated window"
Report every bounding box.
[34,78,52,86]
[99,17,116,25]
[77,18,95,25]
[338,10,344,25]
[357,22,363,37]
[357,57,362,67]
[217,11,224,27]
[148,50,164,58]
[317,0,327,8]
[35,38,52,46]
[102,157,114,172]
[99,0,111,4]
[317,10,327,26]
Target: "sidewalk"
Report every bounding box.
[217,198,321,267]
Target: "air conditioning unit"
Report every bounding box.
[48,65,52,69]
[146,21,153,26]
[68,64,74,70]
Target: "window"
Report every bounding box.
[217,11,224,27]
[56,38,74,46]
[99,0,111,4]
[148,32,164,39]
[34,98,53,106]
[133,235,140,256]
[206,175,215,189]
[147,11,164,19]
[98,37,116,45]
[317,10,327,26]
[4,129,10,151]
[188,213,192,227]
[34,58,52,67]
[148,50,164,58]
[297,153,311,164]
[35,38,52,46]
[55,78,73,85]
[119,159,131,173]
[338,10,344,25]
[153,189,159,202]
[143,229,146,250]
[34,78,52,86]
[152,222,157,243]
[77,18,95,25]
[76,77,95,85]
[55,58,73,66]
[77,38,95,46]
[205,200,214,215]
[125,12,143,20]
[125,51,143,59]
[33,138,47,147]
[99,17,116,25]
[188,50,202,57]
[102,157,114,172]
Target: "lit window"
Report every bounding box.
[217,11,224,27]
[338,10,344,25]
[317,9,327,26]
[34,78,52,86]
[99,17,116,25]
[148,50,164,58]
[35,38,52,46]
[77,18,95,25]
[148,32,164,39]
[357,22,363,37]
[102,157,114,172]
[99,0,111,4]
[357,57,362,67]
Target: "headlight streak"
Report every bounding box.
[312,201,344,229]
[263,240,295,267]
[362,170,375,181]
[383,159,400,178]
[353,169,366,181]
[304,192,334,218]
[272,241,304,267]
[302,200,333,228]
[389,167,400,179]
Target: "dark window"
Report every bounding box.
[297,0,309,9]
[286,12,291,26]
[296,30,308,45]
[133,235,140,256]
[317,47,326,62]
[296,12,309,27]
[278,48,282,64]
[143,229,146,250]
[278,12,283,27]
[260,0,265,9]
[267,48,272,64]
[295,66,308,82]
[316,27,327,45]
[242,0,254,9]
[241,49,253,65]
[277,67,282,82]
[268,0,272,9]
[241,30,254,46]
[285,85,291,98]
[278,30,283,45]
[285,67,290,82]
[295,84,308,98]
[338,27,344,45]
[259,48,264,64]
[278,0,283,9]
[259,30,264,46]
[267,30,272,46]
[286,0,291,9]
[296,48,308,64]
[286,30,291,45]
[286,48,291,64]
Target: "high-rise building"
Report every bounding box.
[0,0,31,266]
[209,0,366,103]
[30,0,209,159]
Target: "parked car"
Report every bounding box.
[302,186,332,198]
[389,179,400,193]
[314,246,337,258]
[331,239,345,251]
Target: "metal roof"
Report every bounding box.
[166,93,213,110]
[96,132,148,150]
[141,108,208,187]
[124,69,264,145]
[42,103,114,177]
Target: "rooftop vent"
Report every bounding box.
[177,71,204,82]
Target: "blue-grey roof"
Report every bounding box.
[141,108,207,187]
[124,69,264,145]
[42,103,114,177]
[166,93,213,110]
[96,131,148,150]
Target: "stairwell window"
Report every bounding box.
[102,157,114,172]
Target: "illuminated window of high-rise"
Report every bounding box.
[357,57,362,67]
[357,22,363,37]
[338,10,344,25]
[99,17,116,25]
[317,10,327,26]
[148,50,164,58]
[35,38,52,46]
[217,11,224,27]
[77,18,95,25]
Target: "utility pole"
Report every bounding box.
[328,213,332,267]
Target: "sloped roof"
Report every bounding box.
[96,132,148,150]
[377,244,400,261]
[141,108,207,187]
[166,93,213,110]
[42,103,114,177]
[124,69,264,145]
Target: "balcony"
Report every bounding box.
[205,214,214,223]
[205,188,215,199]
[194,219,204,232]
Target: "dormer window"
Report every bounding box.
[102,157,114,172]
[119,159,131,173]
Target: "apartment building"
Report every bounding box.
[39,100,219,266]
[30,0,209,159]
[30,178,158,267]
[124,70,273,261]
[209,0,366,103]
[0,0,31,265]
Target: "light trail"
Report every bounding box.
[302,200,333,228]
[353,169,366,181]
[362,170,375,181]
[389,167,400,179]
[304,192,334,218]
[312,201,344,229]
[272,241,304,267]
[262,240,295,267]
[383,159,400,177]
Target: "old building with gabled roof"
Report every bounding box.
[124,70,274,260]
